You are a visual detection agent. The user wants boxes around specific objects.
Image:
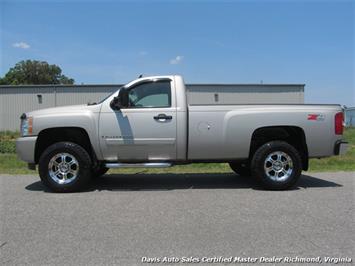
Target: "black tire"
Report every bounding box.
[251,141,302,190]
[229,162,251,176]
[38,142,92,192]
[92,165,109,178]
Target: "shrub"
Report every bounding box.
[0,140,16,153]
[0,131,20,140]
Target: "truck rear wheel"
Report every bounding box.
[38,142,92,192]
[251,141,302,190]
[229,162,251,176]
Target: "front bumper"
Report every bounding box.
[16,136,37,163]
[334,140,348,155]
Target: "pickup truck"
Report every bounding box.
[16,75,348,192]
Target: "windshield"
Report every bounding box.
[96,86,123,104]
[94,77,144,105]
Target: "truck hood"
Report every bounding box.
[26,104,101,117]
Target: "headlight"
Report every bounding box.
[20,115,33,136]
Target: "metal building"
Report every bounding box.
[0,83,305,131]
[345,107,355,127]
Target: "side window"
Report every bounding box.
[128,81,171,108]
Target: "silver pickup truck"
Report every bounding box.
[16,75,348,192]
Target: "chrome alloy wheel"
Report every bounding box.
[48,153,79,184]
[264,151,293,182]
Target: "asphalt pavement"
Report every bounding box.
[0,172,354,265]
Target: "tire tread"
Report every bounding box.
[251,141,302,190]
[38,142,92,192]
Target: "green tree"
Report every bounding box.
[0,60,74,85]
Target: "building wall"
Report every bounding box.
[187,84,304,105]
[0,85,117,131]
[0,87,56,132]
[345,108,355,127]
[55,86,115,106]
[0,84,304,131]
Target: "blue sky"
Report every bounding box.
[0,0,354,106]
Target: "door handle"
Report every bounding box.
[154,114,172,120]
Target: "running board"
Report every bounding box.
[105,162,172,168]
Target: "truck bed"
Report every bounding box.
[187,104,342,160]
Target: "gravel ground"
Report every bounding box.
[0,172,354,265]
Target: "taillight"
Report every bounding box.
[335,112,344,135]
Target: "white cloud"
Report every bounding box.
[12,42,30,49]
[170,55,184,65]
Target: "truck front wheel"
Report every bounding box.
[38,142,92,192]
[251,141,302,190]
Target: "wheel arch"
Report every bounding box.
[249,126,309,170]
[35,127,96,164]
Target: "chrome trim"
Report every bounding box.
[105,162,172,168]
[48,153,79,185]
[264,151,293,182]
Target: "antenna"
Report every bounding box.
[138,74,143,78]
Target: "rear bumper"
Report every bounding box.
[16,136,37,163]
[334,140,348,155]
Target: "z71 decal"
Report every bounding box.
[308,114,325,121]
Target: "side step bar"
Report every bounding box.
[105,162,172,168]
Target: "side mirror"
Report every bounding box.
[119,88,129,107]
[110,96,121,110]
[110,88,129,110]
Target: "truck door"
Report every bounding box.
[99,79,177,161]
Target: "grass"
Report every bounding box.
[308,127,355,172]
[0,128,354,175]
[0,154,34,175]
